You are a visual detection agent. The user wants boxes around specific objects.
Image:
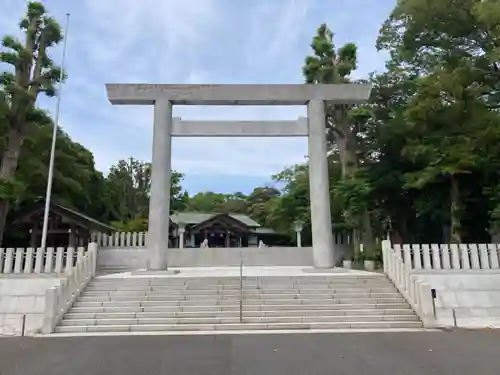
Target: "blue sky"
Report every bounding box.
[0,0,395,195]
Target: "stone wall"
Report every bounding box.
[98,247,316,270]
[383,239,500,328]
[416,272,500,328]
[0,276,62,336]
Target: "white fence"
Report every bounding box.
[382,240,435,325]
[0,246,88,274]
[42,243,98,334]
[91,232,147,248]
[391,243,500,271]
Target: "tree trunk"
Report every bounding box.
[450,174,462,244]
[0,128,25,244]
[361,208,375,257]
[334,118,374,257]
[336,130,358,178]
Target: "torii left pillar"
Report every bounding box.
[147,98,172,270]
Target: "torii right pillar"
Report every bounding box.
[307,99,335,268]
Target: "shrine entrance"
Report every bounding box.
[105,83,372,270]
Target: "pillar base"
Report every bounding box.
[301,267,346,273]
[131,269,180,276]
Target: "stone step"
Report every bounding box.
[86,284,395,291]
[91,278,390,288]
[93,275,387,281]
[60,314,419,327]
[64,308,417,320]
[77,292,402,301]
[90,278,389,285]
[54,320,423,333]
[52,274,420,334]
[73,297,407,307]
[69,302,411,314]
[85,286,397,295]
[89,280,392,288]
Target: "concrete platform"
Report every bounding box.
[99,266,378,279]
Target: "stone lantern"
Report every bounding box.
[293,220,304,248]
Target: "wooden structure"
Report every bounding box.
[169,212,281,248]
[14,199,114,248]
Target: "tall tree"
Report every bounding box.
[377,0,500,243]
[105,157,185,224]
[303,23,375,257]
[0,2,65,243]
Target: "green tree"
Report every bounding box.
[0,2,65,243]
[184,191,228,213]
[303,23,375,258]
[377,0,500,243]
[1,115,109,246]
[104,157,185,224]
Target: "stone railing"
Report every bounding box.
[382,240,435,326]
[0,246,88,274]
[91,231,147,248]
[42,242,98,334]
[391,243,500,271]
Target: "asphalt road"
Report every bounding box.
[0,331,499,375]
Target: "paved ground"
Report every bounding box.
[1,331,499,375]
[102,266,375,279]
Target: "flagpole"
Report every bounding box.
[40,13,70,250]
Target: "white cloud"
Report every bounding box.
[247,0,313,68]
[0,0,394,191]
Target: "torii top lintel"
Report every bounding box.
[105,83,372,106]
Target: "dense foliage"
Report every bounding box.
[2,1,500,256]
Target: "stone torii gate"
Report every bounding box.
[105,83,372,270]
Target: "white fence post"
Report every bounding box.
[450,244,460,269]
[478,244,490,269]
[422,244,432,270]
[412,244,422,270]
[14,248,24,273]
[402,244,412,268]
[34,248,44,273]
[77,246,85,262]
[24,247,34,273]
[460,244,471,269]
[440,244,451,269]
[44,247,54,273]
[469,244,481,269]
[54,247,64,273]
[431,244,441,270]
[488,244,499,269]
[89,242,98,275]
[3,248,14,273]
[65,247,74,274]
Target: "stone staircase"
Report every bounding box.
[54,274,422,333]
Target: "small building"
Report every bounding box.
[169,212,283,247]
[13,199,114,248]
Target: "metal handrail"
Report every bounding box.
[239,259,243,323]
